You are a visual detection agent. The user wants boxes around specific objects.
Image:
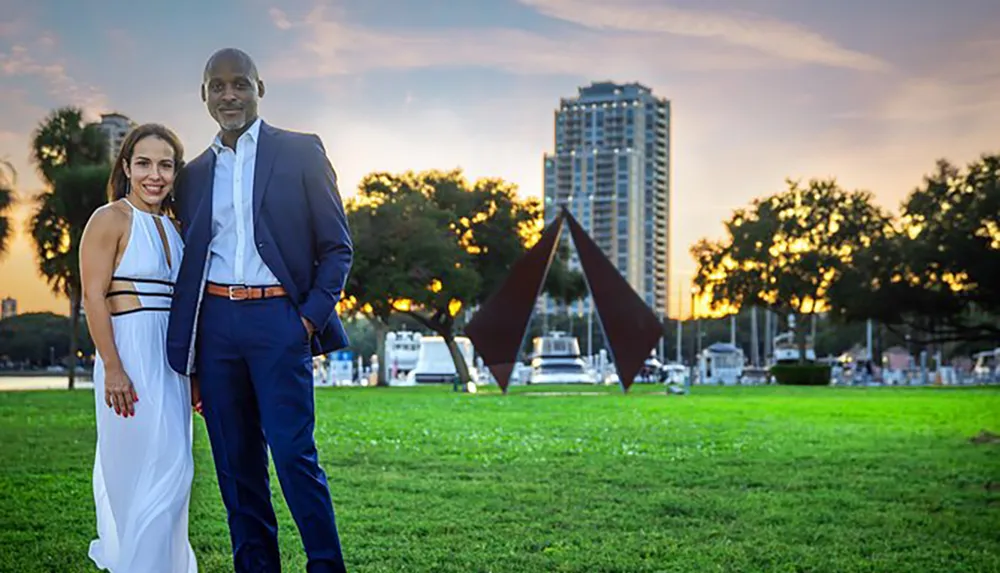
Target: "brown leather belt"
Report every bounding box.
[206,282,287,301]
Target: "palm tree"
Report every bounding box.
[0,159,16,259]
[32,107,109,182]
[30,107,111,389]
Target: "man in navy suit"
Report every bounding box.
[167,48,352,572]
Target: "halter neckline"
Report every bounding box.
[123,197,165,218]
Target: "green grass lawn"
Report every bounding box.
[2,384,999,572]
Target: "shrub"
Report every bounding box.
[771,364,831,386]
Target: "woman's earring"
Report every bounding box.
[125,179,131,196]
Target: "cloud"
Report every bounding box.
[0,25,109,194]
[768,36,1000,212]
[264,1,781,82]
[262,0,892,88]
[878,39,1000,124]
[516,0,890,72]
[818,36,1000,175]
[0,33,108,114]
[269,7,293,30]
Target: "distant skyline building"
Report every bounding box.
[97,112,136,160]
[541,81,671,321]
[1,296,16,320]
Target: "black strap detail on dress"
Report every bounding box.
[111,276,175,286]
[109,307,172,317]
[107,290,173,298]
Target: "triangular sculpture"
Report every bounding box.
[463,215,565,391]
[465,207,663,393]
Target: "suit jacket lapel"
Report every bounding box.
[253,122,277,226]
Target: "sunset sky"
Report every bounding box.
[1,0,998,317]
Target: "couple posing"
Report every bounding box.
[79,48,352,572]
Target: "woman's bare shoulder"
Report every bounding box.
[86,201,131,233]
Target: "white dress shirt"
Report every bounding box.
[206,117,281,286]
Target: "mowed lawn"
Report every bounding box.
[2,384,999,572]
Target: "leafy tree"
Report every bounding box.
[343,178,477,384]
[692,178,890,362]
[344,169,586,385]
[0,160,15,259]
[827,155,1000,346]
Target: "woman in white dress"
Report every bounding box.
[79,123,199,572]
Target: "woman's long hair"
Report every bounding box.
[106,123,185,216]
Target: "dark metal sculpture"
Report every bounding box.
[463,214,565,392]
[465,207,662,393]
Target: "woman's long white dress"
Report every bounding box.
[89,201,198,572]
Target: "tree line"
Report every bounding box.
[0,312,94,368]
[692,155,1000,362]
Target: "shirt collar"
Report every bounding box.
[211,116,263,154]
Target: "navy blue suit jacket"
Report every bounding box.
[166,121,353,375]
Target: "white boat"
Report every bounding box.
[973,348,999,382]
[404,336,478,385]
[528,331,597,384]
[385,329,421,380]
[772,331,816,364]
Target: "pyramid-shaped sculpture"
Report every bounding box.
[462,215,565,391]
[464,208,663,393]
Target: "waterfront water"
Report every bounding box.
[0,375,94,391]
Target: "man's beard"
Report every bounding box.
[218,109,247,131]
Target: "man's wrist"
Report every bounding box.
[302,316,316,336]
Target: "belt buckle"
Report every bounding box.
[227,285,247,301]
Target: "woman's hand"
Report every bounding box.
[104,366,138,417]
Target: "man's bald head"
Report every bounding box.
[201,48,265,140]
[203,48,259,83]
